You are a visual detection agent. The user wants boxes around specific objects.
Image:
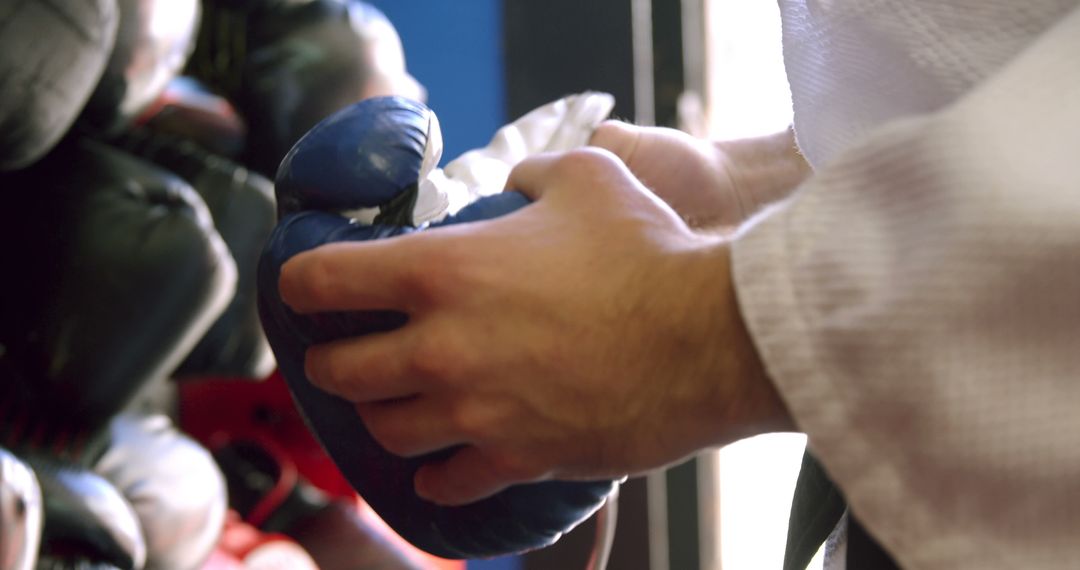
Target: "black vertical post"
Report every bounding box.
[651,0,686,127]
[505,1,705,568]
[504,0,637,122]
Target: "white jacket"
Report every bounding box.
[732,1,1080,567]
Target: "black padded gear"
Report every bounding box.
[0,139,235,455]
[0,0,118,170]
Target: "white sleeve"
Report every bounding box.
[731,6,1080,569]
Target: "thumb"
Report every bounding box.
[588,120,643,166]
[414,447,534,506]
[505,147,631,203]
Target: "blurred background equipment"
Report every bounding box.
[0,0,118,171]
[0,0,799,567]
[0,449,41,570]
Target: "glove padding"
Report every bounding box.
[29,456,146,570]
[0,139,236,461]
[94,413,227,570]
[189,0,414,178]
[111,126,277,380]
[137,76,248,159]
[79,0,202,135]
[0,0,117,170]
[258,97,616,559]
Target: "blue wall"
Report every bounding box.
[364,4,520,569]
[467,555,523,570]
[367,0,507,165]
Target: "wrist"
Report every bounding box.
[677,239,796,450]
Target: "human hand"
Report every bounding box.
[280,149,791,506]
[590,121,810,230]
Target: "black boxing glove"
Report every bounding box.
[0,0,117,170]
[189,0,421,177]
[111,127,277,380]
[29,457,145,570]
[78,0,202,136]
[137,76,248,159]
[94,413,227,570]
[257,97,616,559]
[0,139,235,464]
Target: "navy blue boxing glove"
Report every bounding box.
[257,96,617,559]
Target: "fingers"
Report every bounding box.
[505,147,630,202]
[305,329,422,402]
[415,447,544,506]
[503,152,559,201]
[280,237,433,314]
[355,397,466,458]
[588,120,642,165]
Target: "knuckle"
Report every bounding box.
[358,352,394,386]
[447,402,485,442]
[409,326,471,383]
[403,264,443,304]
[555,147,622,178]
[488,450,542,483]
[368,420,414,457]
[400,249,461,307]
[592,119,624,138]
[590,121,635,157]
[294,251,341,309]
[408,330,449,380]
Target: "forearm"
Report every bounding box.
[667,239,796,454]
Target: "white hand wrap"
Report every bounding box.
[412,91,616,225]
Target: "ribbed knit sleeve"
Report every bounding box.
[732,6,1080,569]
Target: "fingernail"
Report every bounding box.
[414,470,435,501]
